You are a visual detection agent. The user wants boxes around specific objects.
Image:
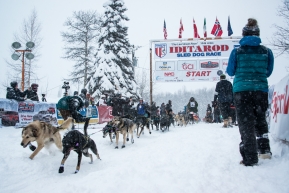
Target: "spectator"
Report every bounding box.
[214,74,233,128]
[79,88,89,108]
[25,83,39,101]
[6,81,25,101]
[123,96,135,118]
[107,93,129,117]
[227,18,274,166]
[73,91,78,96]
[97,95,107,106]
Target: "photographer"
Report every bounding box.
[62,82,70,97]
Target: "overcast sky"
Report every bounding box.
[0,0,287,98]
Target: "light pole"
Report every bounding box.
[11,41,35,91]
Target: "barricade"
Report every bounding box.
[269,74,289,143]
[0,99,113,127]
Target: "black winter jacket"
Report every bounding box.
[6,87,25,101]
[215,80,233,103]
[110,97,129,116]
[25,90,39,101]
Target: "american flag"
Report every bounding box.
[179,19,184,38]
[163,20,167,39]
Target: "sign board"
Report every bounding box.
[153,38,240,82]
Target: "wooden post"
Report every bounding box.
[16,49,31,91]
[21,52,25,91]
[150,48,152,106]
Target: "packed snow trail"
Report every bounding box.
[0,122,288,193]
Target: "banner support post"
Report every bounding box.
[150,48,152,106]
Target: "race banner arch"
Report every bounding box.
[151,37,241,82]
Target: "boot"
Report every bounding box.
[222,119,228,128]
[257,133,272,159]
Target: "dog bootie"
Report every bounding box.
[59,165,64,173]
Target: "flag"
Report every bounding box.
[227,16,233,36]
[163,20,168,39]
[203,18,207,38]
[211,17,223,37]
[193,18,200,38]
[178,19,184,38]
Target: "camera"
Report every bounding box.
[62,82,70,96]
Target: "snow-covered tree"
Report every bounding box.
[87,0,139,98]
[62,10,101,88]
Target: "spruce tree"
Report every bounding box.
[88,0,139,98]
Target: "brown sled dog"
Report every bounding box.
[111,116,136,149]
[20,117,74,159]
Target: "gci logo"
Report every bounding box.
[182,63,194,70]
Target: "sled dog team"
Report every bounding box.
[20,115,166,174]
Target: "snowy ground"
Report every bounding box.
[0,122,288,193]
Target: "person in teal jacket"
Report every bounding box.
[57,95,90,130]
[227,18,274,166]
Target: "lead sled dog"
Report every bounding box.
[20,117,74,159]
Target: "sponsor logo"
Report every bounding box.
[158,62,172,70]
[155,44,167,58]
[164,72,175,77]
[217,70,223,76]
[182,63,194,70]
[200,61,219,68]
[156,76,164,81]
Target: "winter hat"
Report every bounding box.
[220,74,226,79]
[81,88,87,95]
[10,81,18,88]
[242,18,260,36]
[31,83,38,92]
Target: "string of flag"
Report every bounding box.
[163,16,233,40]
